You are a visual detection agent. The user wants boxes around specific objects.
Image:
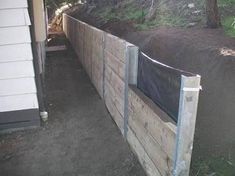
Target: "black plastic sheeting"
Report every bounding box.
[137,52,195,122]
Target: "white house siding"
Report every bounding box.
[0,8,31,27]
[0,0,27,10]
[0,44,33,62]
[0,26,31,45]
[0,0,39,129]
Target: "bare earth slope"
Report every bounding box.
[70,10,235,159]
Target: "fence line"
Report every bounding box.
[63,13,201,176]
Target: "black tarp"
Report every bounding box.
[137,52,195,122]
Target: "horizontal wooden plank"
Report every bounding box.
[83,49,92,79]
[104,50,125,80]
[127,127,162,176]
[83,25,93,79]
[0,61,34,79]
[105,79,124,117]
[105,65,125,100]
[104,32,127,63]
[0,26,31,45]
[92,52,103,71]
[104,91,124,134]
[92,74,103,98]
[0,93,38,112]
[0,0,28,9]
[0,43,33,62]
[0,78,36,96]
[91,61,103,98]
[91,31,104,98]
[129,86,176,159]
[0,8,30,27]
[128,113,174,175]
[92,28,104,46]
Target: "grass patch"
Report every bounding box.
[222,16,235,37]
[191,157,235,176]
[94,0,235,33]
[94,1,187,31]
[94,2,146,23]
[136,11,187,30]
[218,0,235,7]
[156,12,187,27]
[95,7,118,22]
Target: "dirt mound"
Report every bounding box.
[125,28,235,163]
[67,0,235,163]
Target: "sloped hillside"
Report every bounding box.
[68,0,235,37]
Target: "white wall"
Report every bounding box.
[0,0,38,112]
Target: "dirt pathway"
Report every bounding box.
[0,40,146,176]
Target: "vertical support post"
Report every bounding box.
[102,33,106,99]
[29,0,47,118]
[128,47,139,85]
[32,0,47,73]
[173,75,201,176]
[62,14,66,36]
[124,44,139,138]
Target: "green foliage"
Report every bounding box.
[218,0,235,7]
[96,8,118,21]
[191,157,235,176]
[94,6,120,22]
[95,3,146,23]
[120,4,146,22]
[136,7,187,30]
[94,1,187,31]
[92,0,235,35]
[155,12,187,27]
[222,16,235,37]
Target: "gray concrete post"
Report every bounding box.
[173,75,201,176]
[124,44,139,139]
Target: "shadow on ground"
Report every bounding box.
[0,38,146,176]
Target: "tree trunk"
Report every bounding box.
[145,0,157,21]
[206,0,221,28]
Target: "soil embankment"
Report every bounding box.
[123,28,235,158]
[67,4,235,161]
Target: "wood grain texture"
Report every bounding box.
[91,28,104,98]
[105,79,124,117]
[63,15,199,176]
[128,86,177,176]
[104,33,126,63]
[129,86,176,158]
[127,126,162,176]
[104,50,125,80]
[104,89,124,134]
[105,64,125,101]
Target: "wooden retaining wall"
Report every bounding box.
[63,14,201,176]
[128,86,176,176]
[104,33,128,134]
[64,15,104,98]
